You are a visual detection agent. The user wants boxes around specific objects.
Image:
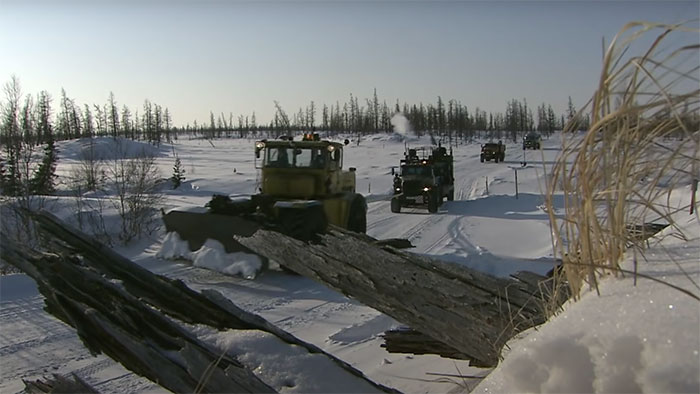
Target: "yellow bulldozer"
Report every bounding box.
[162,133,367,254]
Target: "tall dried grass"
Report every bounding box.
[545,21,700,299]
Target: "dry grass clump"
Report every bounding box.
[545,21,700,298]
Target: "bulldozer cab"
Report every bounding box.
[259,142,340,170]
[162,133,366,260]
[254,136,354,199]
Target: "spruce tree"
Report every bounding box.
[171,154,186,189]
[29,137,58,195]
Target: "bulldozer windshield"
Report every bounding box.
[264,146,328,169]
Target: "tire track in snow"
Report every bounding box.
[71,358,114,380]
[398,213,443,242]
[0,297,75,358]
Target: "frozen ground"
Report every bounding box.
[1,131,698,393]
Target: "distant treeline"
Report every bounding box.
[1,77,592,149]
[1,75,597,196]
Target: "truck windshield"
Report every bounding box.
[402,166,432,177]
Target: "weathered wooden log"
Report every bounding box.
[1,235,275,394]
[381,271,566,360]
[1,211,397,393]
[237,225,560,367]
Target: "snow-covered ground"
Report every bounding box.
[1,131,698,393]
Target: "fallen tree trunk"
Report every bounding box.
[1,211,397,393]
[237,225,563,367]
[382,328,471,360]
[2,234,276,394]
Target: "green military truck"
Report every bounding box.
[391,146,454,214]
[523,133,542,150]
[480,141,506,163]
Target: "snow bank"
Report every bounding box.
[476,215,700,393]
[157,232,263,279]
[59,137,168,161]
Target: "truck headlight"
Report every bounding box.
[255,141,265,150]
[423,187,430,192]
[395,187,402,192]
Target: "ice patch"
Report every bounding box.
[329,314,398,345]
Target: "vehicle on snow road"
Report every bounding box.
[480,141,506,163]
[163,133,367,254]
[391,145,454,214]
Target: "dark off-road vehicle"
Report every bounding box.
[480,142,506,163]
[523,133,542,150]
[391,146,454,214]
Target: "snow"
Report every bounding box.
[195,327,385,393]
[1,132,698,393]
[156,232,264,279]
[476,215,700,393]
[59,137,169,161]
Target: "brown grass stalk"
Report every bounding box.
[545,21,700,301]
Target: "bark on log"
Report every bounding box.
[237,225,561,367]
[1,235,275,394]
[382,328,471,360]
[0,211,397,393]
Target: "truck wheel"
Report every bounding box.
[428,193,438,213]
[447,189,454,201]
[390,197,401,213]
[501,153,505,162]
[348,196,367,233]
[480,155,484,163]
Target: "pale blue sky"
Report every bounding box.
[1,0,698,127]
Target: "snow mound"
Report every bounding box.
[156,231,192,260]
[59,137,168,161]
[476,216,700,393]
[157,232,263,279]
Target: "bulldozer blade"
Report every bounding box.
[162,208,262,254]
